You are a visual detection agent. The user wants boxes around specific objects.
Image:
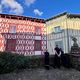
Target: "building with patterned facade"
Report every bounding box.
[46,12,80,54]
[0,13,46,55]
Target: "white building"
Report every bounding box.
[46,12,80,54]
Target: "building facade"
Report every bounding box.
[46,12,80,54]
[0,14,47,55]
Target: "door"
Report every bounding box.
[55,40,64,50]
[6,39,16,52]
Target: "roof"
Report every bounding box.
[0,13,45,23]
[46,12,80,22]
[67,14,80,18]
[46,12,67,21]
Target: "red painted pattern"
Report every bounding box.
[0,17,46,55]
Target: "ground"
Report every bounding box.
[0,67,80,80]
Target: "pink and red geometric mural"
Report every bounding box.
[0,14,47,55]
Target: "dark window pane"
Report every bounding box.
[6,39,16,51]
[35,40,41,51]
[54,26,61,33]
[35,27,41,35]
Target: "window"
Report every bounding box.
[54,26,61,33]
[35,27,41,35]
[9,26,16,33]
[35,40,41,51]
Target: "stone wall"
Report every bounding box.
[68,54,80,70]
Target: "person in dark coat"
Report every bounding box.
[44,49,50,70]
[54,45,61,68]
[60,48,70,68]
[60,48,65,67]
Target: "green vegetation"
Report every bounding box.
[0,52,44,74]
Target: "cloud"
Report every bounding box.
[1,0,24,14]
[25,0,36,6]
[33,9,43,16]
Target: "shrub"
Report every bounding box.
[0,52,29,74]
[0,52,44,74]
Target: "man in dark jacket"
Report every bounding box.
[44,49,50,70]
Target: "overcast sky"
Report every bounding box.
[0,0,80,19]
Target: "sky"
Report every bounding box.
[0,0,80,19]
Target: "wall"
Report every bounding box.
[46,15,68,54]
[46,15,80,54]
[0,16,47,55]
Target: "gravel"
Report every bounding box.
[0,67,80,80]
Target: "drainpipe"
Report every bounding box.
[66,14,69,53]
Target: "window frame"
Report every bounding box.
[54,26,61,33]
[9,25,16,33]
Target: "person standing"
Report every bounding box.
[44,49,50,70]
[60,48,65,67]
[60,48,70,68]
[54,45,61,68]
